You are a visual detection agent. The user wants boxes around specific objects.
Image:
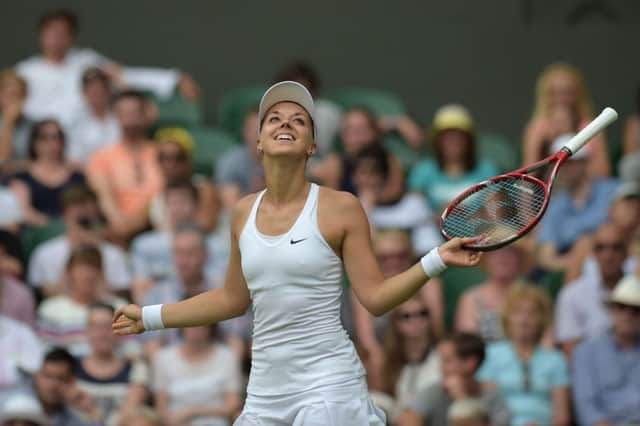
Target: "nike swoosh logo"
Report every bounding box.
[290,237,308,245]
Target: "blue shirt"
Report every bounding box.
[537,179,618,252]
[408,158,498,210]
[573,332,640,426]
[477,341,570,426]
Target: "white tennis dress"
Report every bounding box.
[234,183,386,425]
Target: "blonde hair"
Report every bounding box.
[501,284,552,343]
[448,398,490,424]
[0,68,28,96]
[532,62,594,120]
[118,406,164,426]
[381,294,434,396]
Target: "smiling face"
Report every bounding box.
[257,101,315,160]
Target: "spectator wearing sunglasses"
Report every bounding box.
[9,119,85,225]
[555,223,629,358]
[372,295,440,422]
[351,231,444,393]
[573,275,640,426]
[151,127,219,232]
[478,284,571,426]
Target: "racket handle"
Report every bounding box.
[563,107,618,155]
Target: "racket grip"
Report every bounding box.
[563,107,618,155]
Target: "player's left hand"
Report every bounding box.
[439,237,482,267]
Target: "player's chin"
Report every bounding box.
[264,144,307,158]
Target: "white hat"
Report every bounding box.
[257,81,316,136]
[551,133,589,160]
[618,152,640,182]
[614,181,640,202]
[607,275,640,307]
[0,394,50,426]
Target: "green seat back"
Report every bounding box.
[188,126,239,176]
[440,266,486,332]
[151,93,203,129]
[217,86,267,140]
[477,132,519,173]
[21,220,66,265]
[327,88,407,117]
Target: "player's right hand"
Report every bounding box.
[112,304,145,335]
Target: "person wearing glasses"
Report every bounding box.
[151,127,219,232]
[478,284,571,426]
[8,119,85,226]
[555,223,630,358]
[373,295,439,422]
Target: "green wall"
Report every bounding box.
[2,1,638,144]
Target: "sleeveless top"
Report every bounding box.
[13,170,85,217]
[239,183,365,395]
[473,291,504,341]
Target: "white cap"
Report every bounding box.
[614,181,640,201]
[0,393,50,426]
[607,275,640,307]
[257,81,316,137]
[551,133,589,160]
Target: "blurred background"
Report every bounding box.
[1,2,640,426]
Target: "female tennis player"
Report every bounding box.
[113,81,481,425]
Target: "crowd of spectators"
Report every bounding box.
[1,8,639,426]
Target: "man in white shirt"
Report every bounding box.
[66,68,120,164]
[28,185,131,297]
[554,223,628,358]
[0,315,43,405]
[15,8,198,128]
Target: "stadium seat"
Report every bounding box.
[151,92,203,129]
[477,132,519,173]
[217,86,267,140]
[188,125,239,176]
[327,87,407,117]
[20,220,66,265]
[440,266,486,331]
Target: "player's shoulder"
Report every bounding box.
[230,191,262,233]
[318,186,361,210]
[233,192,261,215]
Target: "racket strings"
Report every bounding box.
[442,177,546,246]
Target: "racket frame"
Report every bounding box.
[440,149,570,251]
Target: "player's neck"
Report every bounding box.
[512,338,536,359]
[263,157,309,205]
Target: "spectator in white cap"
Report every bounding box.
[0,393,49,426]
[573,275,640,426]
[535,131,618,272]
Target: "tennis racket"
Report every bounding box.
[440,107,618,251]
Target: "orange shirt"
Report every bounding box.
[87,141,164,217]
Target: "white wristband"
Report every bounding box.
[420,246,447,277]
[142,304,165,331]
